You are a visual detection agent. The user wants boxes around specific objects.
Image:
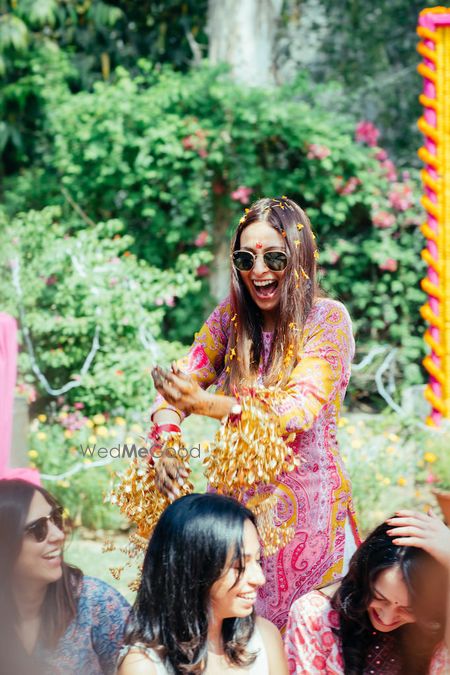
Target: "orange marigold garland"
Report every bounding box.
[204,388,300,555]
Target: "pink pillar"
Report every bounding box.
[0,313,40,485]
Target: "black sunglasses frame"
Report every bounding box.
[24,506,65,542]
[232,250,289,272]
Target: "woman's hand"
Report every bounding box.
[386,509,450,570]
[154,448,189,501]
[152,365,206,415]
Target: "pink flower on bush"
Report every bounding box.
[196,264,210,277]
[379,258,398,272]
[45,275,57,286]
[388,184,414,211]
[426,472,438,484]
[155,298,164,306]
[194,230,208,247]
[382,159,397,182]
[355,121,380,147]
[182,129,208,158]
[74,402,85,410]
[375,149,388,162]
[165,296,176,307]
[334,176,360,195]
[372,211,396,229]
[306,143,331,160]
[231,186,253,204]
[329,250,340,265]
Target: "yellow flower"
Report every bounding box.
[131,423,143,434]
[37,432,47,441]
[85,419,94,428]
[386,445,397,455]
[88,435,97,444]
[388,433,400,442]
[115,416,126,426]
[424,451,437,463]
[64,430,74,439]
[397,477,407,487]
[28,449,38,459]
[383,477,391,486]
[351,438,363,449]
[97,426,108,437]
[337,417,348,428]
[62,480,70,488]
[346,425,356,435]
[93,413,106,426]
[59,411,68,420]
[37,414,47,423]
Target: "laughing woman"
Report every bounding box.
[0,479,130,675]
[150,196,358,629]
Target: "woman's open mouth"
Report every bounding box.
[252,280,278,299]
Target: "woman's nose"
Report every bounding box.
[48,520,65,543]
[249,562,266,587]
[253,254,267,274]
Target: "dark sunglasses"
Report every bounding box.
[24,506,65,542]
[232,250,289,272]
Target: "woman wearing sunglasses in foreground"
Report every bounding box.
[117,493,288,675]
[285,509,450,674]
[150,196,358,629]
[0,479,130,675]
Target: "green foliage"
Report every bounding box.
[416,424,450,492]
[5,61,426,392]
[0,205,210,414]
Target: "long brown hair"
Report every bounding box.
[0,479,83,651]
[224,196,318,393]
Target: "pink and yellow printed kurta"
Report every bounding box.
[151,296,359,628]
[285,590,450,674]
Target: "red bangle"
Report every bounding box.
[157,423,181,435]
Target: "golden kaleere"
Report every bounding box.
[204,388,300,555]
[108,433,193,588]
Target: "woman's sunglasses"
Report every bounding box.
[24,506,65,542]
[232,250,289,272]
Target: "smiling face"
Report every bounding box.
[367,566,416,632]
[238,222,287,328]
[13,491,65,588]
[209,519,265,621]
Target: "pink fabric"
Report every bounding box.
[0,313,18,473]
[151,297,359,628]
[285,590,450,674]
[0,467,41,486]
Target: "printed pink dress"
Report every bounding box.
[151,296,359,629]
[285,590,450,674]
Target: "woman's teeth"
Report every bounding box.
[252,280,278,297]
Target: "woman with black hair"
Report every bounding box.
[285,509,450,674]
[117,493,288,674]
[0,478,130,675]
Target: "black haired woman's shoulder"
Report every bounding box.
[117,646,159,675]
[255,616,289,675]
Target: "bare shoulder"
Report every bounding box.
[256,616,282,641]
[255,617,288,675]
[117,649,158,675]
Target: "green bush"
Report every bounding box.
[0,205,210,414]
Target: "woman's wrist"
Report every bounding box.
[194,391,237,420]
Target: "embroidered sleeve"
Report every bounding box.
[88,578,131,673]
[150,297,231,421]
[429,643,450,674]
[285,592,343,675]
[272,300,354,436]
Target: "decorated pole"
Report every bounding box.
[417,7,450,425]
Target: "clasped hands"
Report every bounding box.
[151,363,206,415]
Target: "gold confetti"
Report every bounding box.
[296,223,304,231]
[300,267,309,279]
[314,250,319,260]
[294,239,301,247]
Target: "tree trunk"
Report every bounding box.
[207,0,283,87]
[207,0,282,301]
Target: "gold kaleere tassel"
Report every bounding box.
[204,388,299,553]
[107,433,193,588]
